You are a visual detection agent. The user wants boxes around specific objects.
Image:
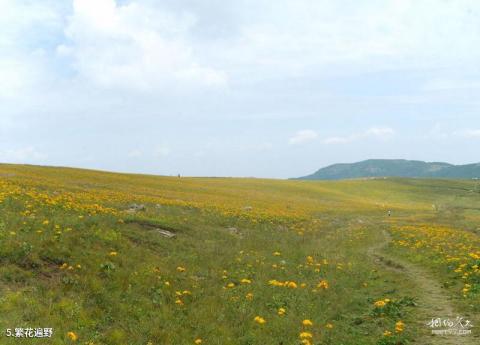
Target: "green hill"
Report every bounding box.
[297,159,480,180]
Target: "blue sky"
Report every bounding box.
[1,0,480,178]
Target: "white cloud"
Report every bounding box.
[454,129,480,138]
[0,0,61,98]
[0,58,28,97]
[127,149,143,158]
[324,127,395,144]
[365,127,395,137]
[0,147,47,163]
[289,130,318,145]
[218,0,480,79]
[60,0,227,90]
[154,146,171,158]
[0,0,60,42]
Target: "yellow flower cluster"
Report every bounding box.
[373,298,391,308]
[395,320,405,333]
[299,319,314,345]
[268,280,299,288]
[391,225,480,298]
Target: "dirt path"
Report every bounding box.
[368,228,477,345]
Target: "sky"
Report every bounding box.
[1,0,480,178]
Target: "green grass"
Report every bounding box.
[0,164,479,344]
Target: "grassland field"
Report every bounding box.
[0,164,479,345]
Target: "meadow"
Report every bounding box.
[0,164,478,344]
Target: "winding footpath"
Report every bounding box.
[368,228,478,345]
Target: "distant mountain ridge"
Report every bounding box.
[297,159,480,180]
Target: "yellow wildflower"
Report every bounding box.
[287,281,298,289]
[254,316,266,324]
[299,331,313,339]
[302,319,313,326]
[317,280,329,289]
[395,321,405,333]
[67,331,78,341]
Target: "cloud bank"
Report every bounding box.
[1,0,480,177]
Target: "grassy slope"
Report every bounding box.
[0,164,479,344]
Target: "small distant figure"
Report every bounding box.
[388,210,391,217]
[178,174,181,178]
